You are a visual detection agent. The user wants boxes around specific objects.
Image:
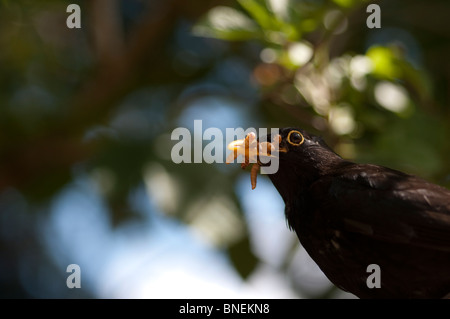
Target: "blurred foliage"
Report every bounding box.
[1,0,450,298]
[197,0,450,180]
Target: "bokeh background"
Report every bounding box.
[1,0,450,298]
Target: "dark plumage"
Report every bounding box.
[234,127,450,298]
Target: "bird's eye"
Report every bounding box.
[287,130,304,146]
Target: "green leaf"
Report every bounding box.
[332,0,364,8]
[366,46,401,80]
[237,0,273,30]
[193,6,262,41]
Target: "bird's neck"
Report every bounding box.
[269,151,349,204]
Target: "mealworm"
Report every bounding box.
[259,141,274,156]
[241,160,250,169]
[225,149,238,164]
[250,163,260,190]
[272,134,281,151]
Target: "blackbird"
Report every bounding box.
[228,127,450,298]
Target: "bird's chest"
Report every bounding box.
[288,197,371,291]
[288,196,345,259]
[295,206,347,262]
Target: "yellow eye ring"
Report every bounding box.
[287,130,304,146]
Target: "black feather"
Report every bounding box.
[267,128,450,298]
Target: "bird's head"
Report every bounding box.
[269,127,341,170]
[227,127,345,201]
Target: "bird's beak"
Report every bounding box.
[226,132,285,164]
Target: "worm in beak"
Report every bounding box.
[226,133,281,189]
